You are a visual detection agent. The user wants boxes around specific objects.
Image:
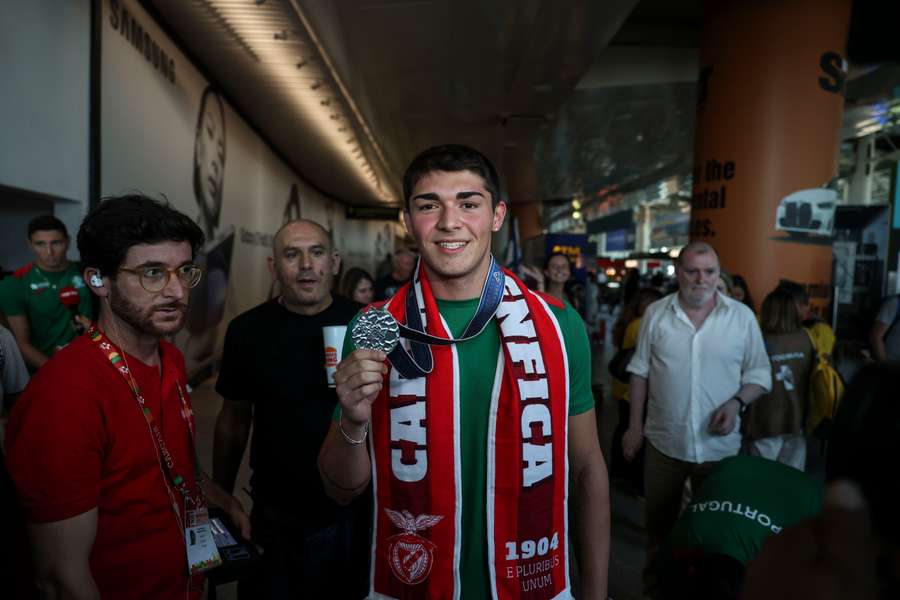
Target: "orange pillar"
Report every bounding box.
[691,0,851,312]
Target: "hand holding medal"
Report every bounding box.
[333,311,392,439]
[351,307,400,354]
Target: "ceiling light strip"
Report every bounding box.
[286,0,397,197]
[195,0,260,62]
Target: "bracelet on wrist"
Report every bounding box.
[339,414,369,446]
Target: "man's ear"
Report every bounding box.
[402,209,414,237]
[267,256,277,283]
[491,201,508,232]
[331,252,342,275]
[84,268,110,298]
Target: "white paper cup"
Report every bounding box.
[322,325,347,387]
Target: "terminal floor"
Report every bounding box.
[191,307,647,599]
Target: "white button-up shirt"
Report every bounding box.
[627,292,772,463]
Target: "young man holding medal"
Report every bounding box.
[5,195,250,599]
[319,145,610,599]
[0,215,94,371]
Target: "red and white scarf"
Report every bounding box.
[368,266,570,600]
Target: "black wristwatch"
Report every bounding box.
[731,396,748,414]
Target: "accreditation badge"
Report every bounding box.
[185,505,223,574]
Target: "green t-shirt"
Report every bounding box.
[0,263,93,357]
[663,455,822,566]
[341,296,593,597]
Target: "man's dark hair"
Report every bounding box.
[402,144,501,210]
[28,215,68,240]
[77,194,205,277]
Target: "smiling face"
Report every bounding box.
[403,170,506,299]
[108,241,194,337]
[269,220,340,315]
[545,254,572,284]
[676,248,720,308]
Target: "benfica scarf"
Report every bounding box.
[368,265,571,600]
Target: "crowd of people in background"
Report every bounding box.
[0,145,898,600]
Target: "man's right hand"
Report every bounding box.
[334,348,388,425]
[622,427,644,462]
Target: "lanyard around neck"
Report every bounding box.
[87,326,203,507]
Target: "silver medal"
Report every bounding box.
[352,307,400,353]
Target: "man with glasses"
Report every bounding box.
[0,215,94,371]
[5,194,250,600]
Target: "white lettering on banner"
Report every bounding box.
[496,282,556,489]
[504,533,560,561]
[507,341,545,375]
[521,404,552,438]
[389,370,428,482]
[690,500,783,533]
[495,288,536,338]
[390,369,427,397]
[391,402,427,445]
[391,447,427,482]
[517,379,549,400]
[522,574,553,592]
[504,556,560,583]
[522,443,553,486]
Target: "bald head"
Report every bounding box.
[269,218,340,315]
[273,219,332,255]
[676,241,720,267]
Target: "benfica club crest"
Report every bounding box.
[385,508,444,585]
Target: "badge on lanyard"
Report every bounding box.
[185,502,222,573]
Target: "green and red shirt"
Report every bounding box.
[0,263,92,357]
[342,296,593,597]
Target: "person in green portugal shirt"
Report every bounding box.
[0,216,93,370]
[657,455,822,599]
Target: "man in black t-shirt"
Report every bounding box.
[214,219,368,599]
[372,247,416,300]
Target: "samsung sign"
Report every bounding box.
[108,0,176,84]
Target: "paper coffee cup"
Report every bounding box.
[323,325,347,388]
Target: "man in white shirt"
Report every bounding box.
[621,241,771,597]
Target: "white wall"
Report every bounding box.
[0,2,91,251]
[101,0,397,374]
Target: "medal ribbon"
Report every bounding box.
[387,255,505,378]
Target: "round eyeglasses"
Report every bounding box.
[118,264,203,293]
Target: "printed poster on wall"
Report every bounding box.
[100,0,338,378]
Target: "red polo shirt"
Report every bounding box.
[5,334,202,599]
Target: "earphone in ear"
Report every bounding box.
[89,274,103,288]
